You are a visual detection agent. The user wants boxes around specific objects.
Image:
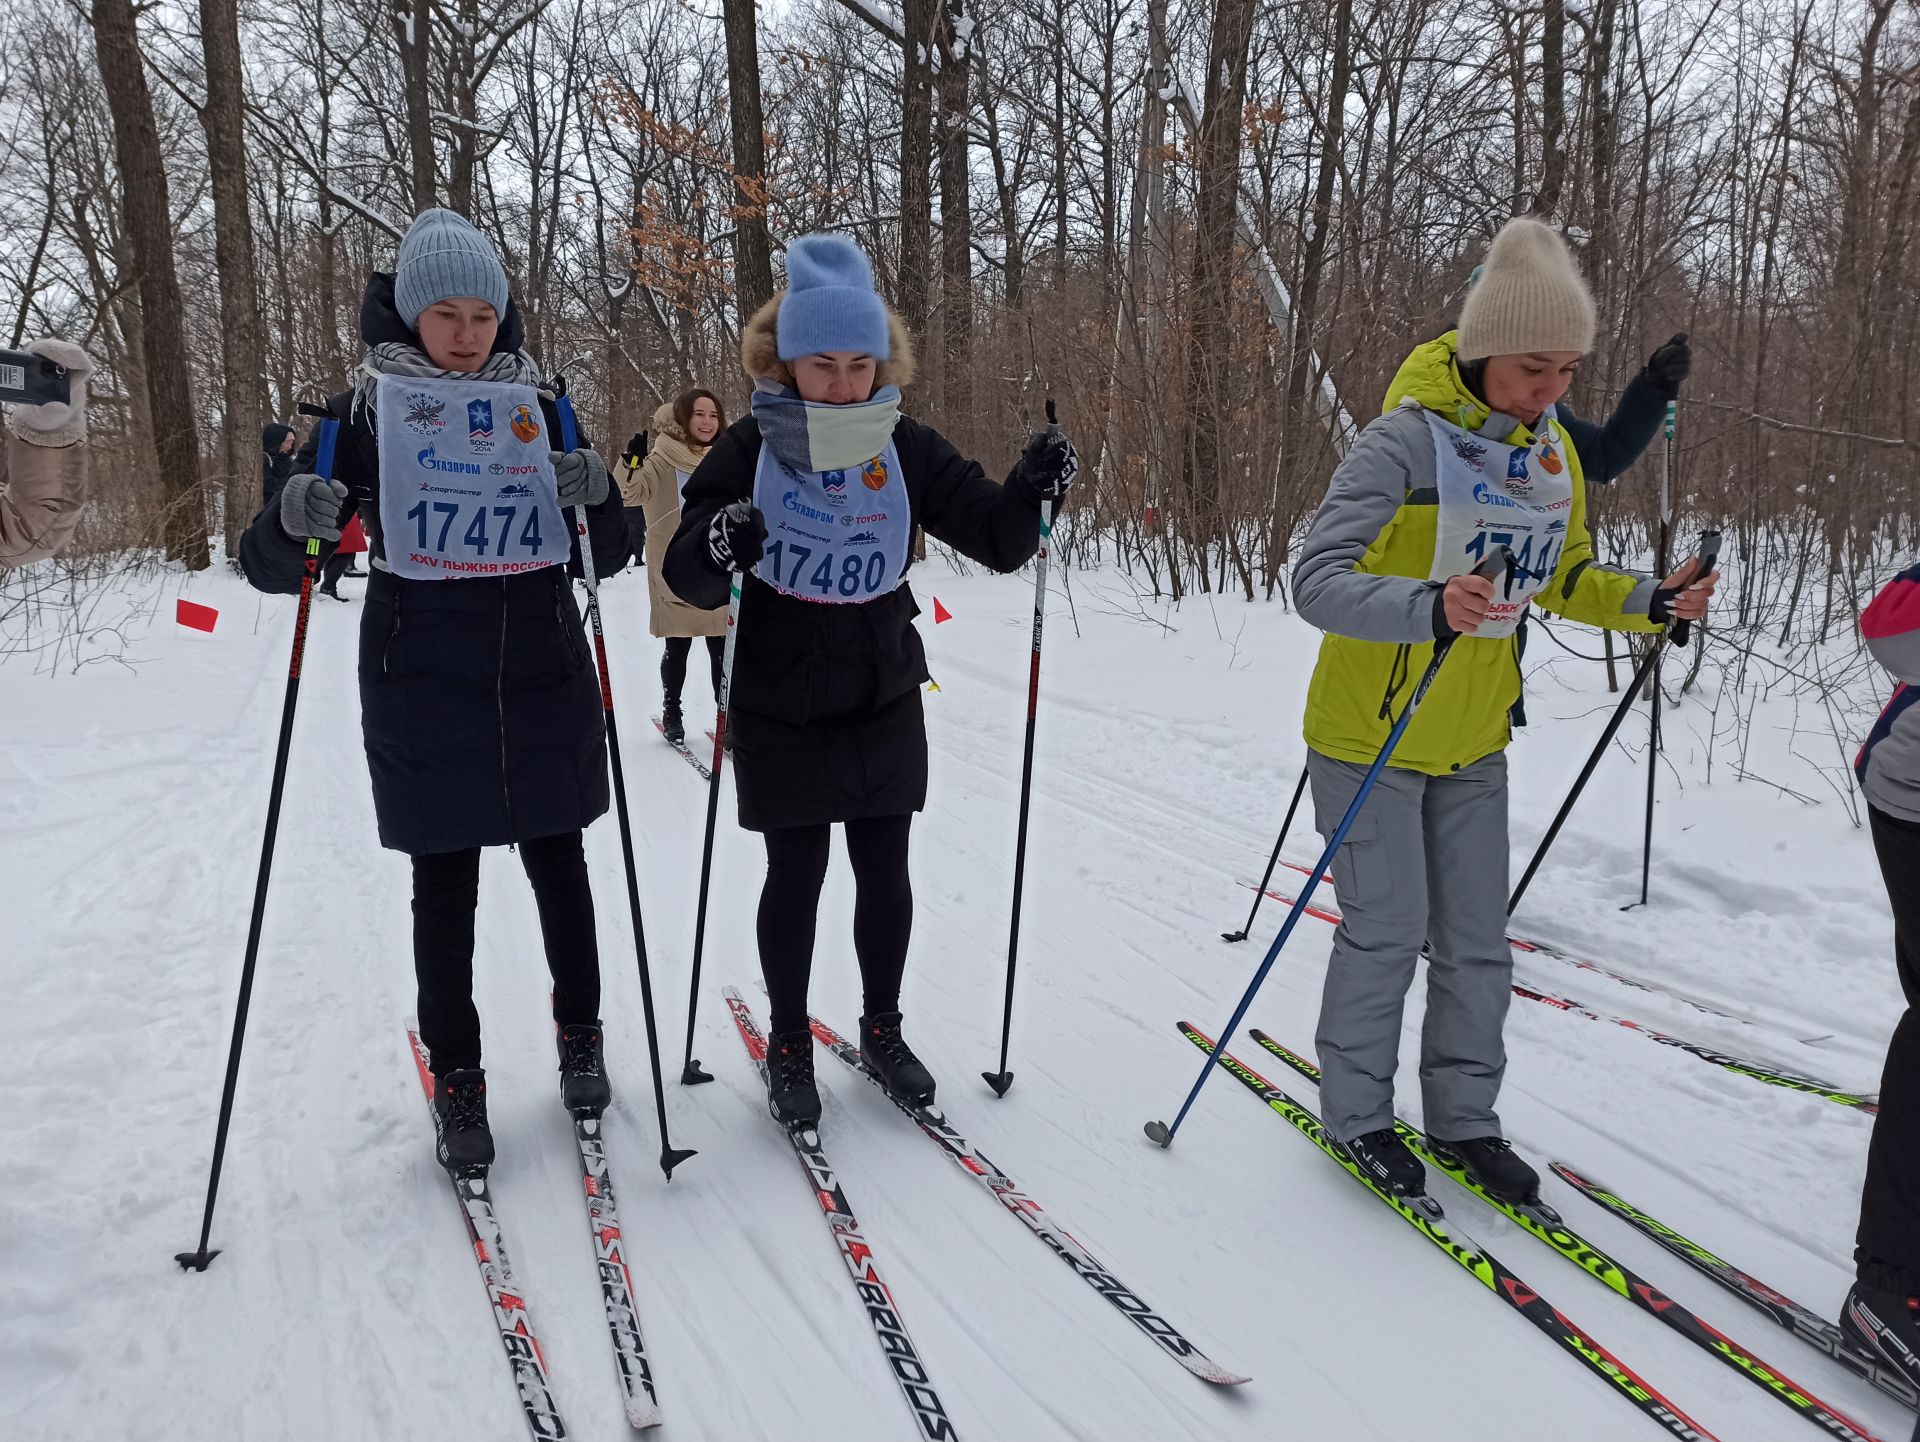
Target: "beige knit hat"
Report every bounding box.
[1456,217,1595,361]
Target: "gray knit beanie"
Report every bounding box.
[393,208,509,327]
[1456,218,1595,361]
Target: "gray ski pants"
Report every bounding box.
[1305,748,1513,1143]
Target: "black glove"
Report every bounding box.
[1643,333,1691,396]
[1017,427,1079,502]
[707,500,767,572]
[622,431,648,469]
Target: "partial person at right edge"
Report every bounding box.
[625,388,729,746]
[1843,564,1920,1392]
[2,339,93,571]
[663,234,1076,1134]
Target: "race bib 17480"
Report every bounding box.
[376,374,568,581]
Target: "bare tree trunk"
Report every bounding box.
[392,0,437,211]
[898,0,935,337]
[1532,0,1566,216]
[199,0,267,557]
[936,0,972,442]
[1289,0,1351,466]
[721,0,774,316]
[91,0,207,567]
[1178,0,1257,584]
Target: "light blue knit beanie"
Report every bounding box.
[776,235,891,362]
[393,208,509,327]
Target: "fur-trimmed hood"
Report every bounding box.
[740,292,918,390]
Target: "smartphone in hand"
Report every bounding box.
[0,349,72,407]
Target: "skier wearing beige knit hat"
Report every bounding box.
[1287,216,1718,1207]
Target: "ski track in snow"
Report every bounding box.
[1,558,1908,1441]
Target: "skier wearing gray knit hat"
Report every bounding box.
[1286,215,1718,1206]
[391,207,510,327]
[237,207,631,1171]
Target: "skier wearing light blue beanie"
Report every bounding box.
[659,232,1082,1133]
[772,234,893,363]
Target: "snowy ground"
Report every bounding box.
[2,549,1909,1441]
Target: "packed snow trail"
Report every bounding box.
[2,558,1911,1439]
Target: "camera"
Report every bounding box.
[0,348,73,407]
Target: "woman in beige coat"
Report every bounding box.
[625,388,727,743]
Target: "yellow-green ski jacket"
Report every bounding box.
[1292,332,1662,776]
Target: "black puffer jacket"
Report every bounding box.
[664,412,1045,831]
[239,273,628,856]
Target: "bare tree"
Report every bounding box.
[198,0,268,555]
[89,0,206,567]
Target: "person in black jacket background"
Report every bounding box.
[260,423,296,507]
[663,234,1076,1131]
[239,208,629,1171]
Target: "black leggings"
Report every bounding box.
[1858,804,1920,1292]
[412,830,601,1074]
[319,553,353,590]
[759,814,914,1035]
[662,635,724,704]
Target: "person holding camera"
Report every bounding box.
[2,338,92,570]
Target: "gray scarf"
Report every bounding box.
[351,341,545,424]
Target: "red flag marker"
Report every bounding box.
[176,598,219,633]
[932,597,952,624]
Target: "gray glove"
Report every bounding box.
[279,472,351,542]
[552,448,610,508]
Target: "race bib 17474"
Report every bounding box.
[376,375,568,581]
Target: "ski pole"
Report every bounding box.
[1146,547,1512,1148]
[177,407,341,1271]
[678,572,743,1086]
[1509,527,1719,919]
[983,399,1065,1098]
[556,389,696,1180]
[1221,769,1308,943]
[1627,400,1677,913]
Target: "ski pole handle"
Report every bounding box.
[1433,546,1514,666]
[1664,398,1676,443]
[1041,397,1065,525]
[1669,528,1720,649]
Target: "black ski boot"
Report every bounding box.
[661,697,686,747]
[1428,1135,1541,1205]
[1336,1127,1426,1197]
[860,1012,936,1106]
[766,1028,822,1131]
[557,1021,612,1114]
[433,1068,495,1172]
[1843,1281,1920,1384]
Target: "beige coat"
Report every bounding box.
[627,402,727,638]
[1,419,89,570]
